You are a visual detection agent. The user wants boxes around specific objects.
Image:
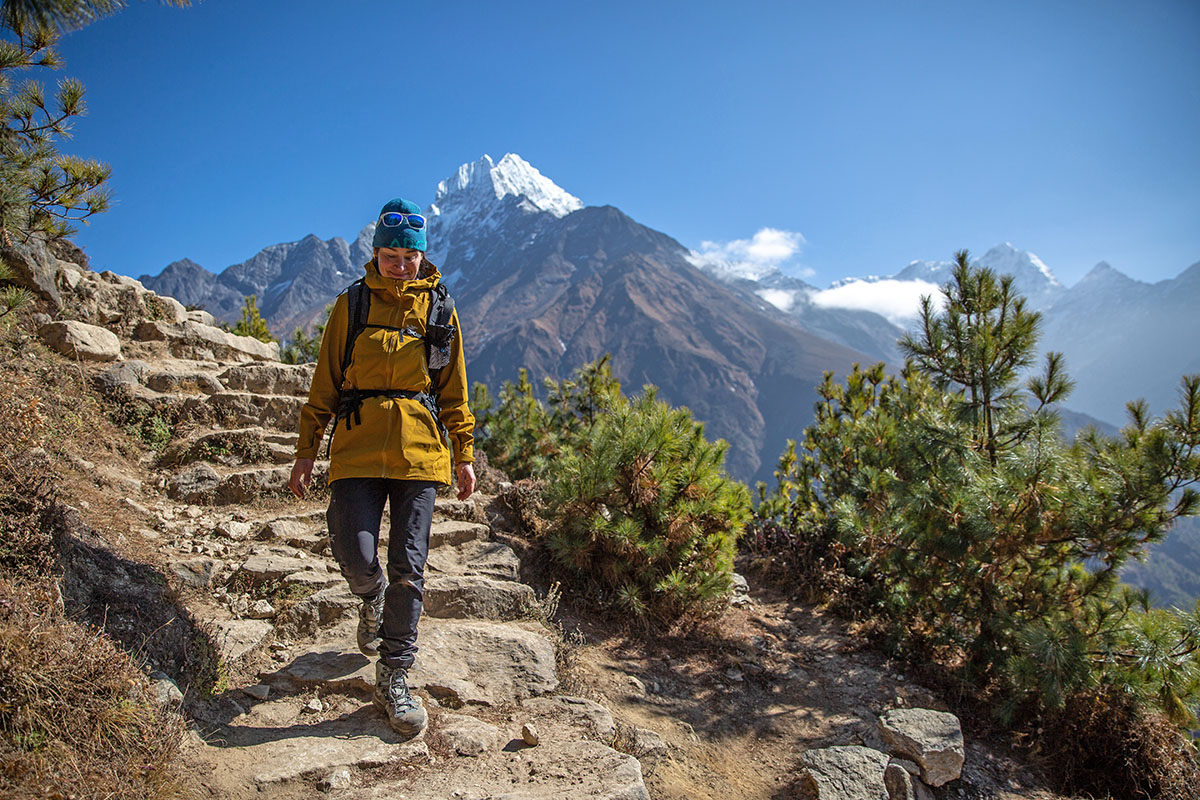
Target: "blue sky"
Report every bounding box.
[41,0,1200,287]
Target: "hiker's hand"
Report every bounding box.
[289,458,314,498]
[456,463,476,501]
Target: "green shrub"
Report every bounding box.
[477,357,748,623]
[543,386,749,623]
[230,294,276,343]
[751,252,1200,790]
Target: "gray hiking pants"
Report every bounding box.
[326,478,438,670]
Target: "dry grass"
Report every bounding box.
[0,317,196,797]
[0,578,189,799]
[1035,687,1200,800]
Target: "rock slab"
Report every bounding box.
[799,745,890,800]
[878,708,964,787]
[40,320,121,361]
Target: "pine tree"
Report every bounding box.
[231,295,275,344]
[0,2,191,245]
[0,15,110,245]
[0,256,32,322]
[281,302,331,364]
[544,386,750,623]
[755,255,1200,728]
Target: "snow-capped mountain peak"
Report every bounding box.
[430,153,582,220]
[976,242,1062,288]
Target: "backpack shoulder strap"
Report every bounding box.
[341,278,371,378]
[425,282,457,378]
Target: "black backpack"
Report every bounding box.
[328,277,457,448]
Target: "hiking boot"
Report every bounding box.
[373,661,427,738]
[357,583,387,656]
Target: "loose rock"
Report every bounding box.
[878,708,964,787]
[39,320,121,361]
[799,745,890,800]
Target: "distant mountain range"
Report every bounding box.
[140,152,1200,465]
[138,153,1200,604]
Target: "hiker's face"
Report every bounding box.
[376,247,422,281]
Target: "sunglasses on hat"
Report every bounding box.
[379,211,427,230]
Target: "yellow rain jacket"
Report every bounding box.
[295,258,474,484]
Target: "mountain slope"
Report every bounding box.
[447,202,866,482]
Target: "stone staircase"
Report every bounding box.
[97,354,650,799]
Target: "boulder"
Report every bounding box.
[168,557,222,589]
[219,362,314,396]
[798,745,890,800]
[276,585,359,636]
[148,670,184,705]
[167,463,222,503]
[211,619,273,662]
[423,574,535,620]
[94,359,150,393]
[412,619,559,706]
[214,466,290,504]
[39,320,121,361]
[2,235,61,306]
[877,708,964,787]
[439,713,503,756]
[885,761,934,800]
[214,520,253,541]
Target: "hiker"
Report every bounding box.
[288,197,476,740]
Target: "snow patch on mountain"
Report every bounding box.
[429,153,581,223]
[423,154,582,267]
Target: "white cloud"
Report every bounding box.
[688,228,811,280]
[809,278,943,326]
[756,288,801,312]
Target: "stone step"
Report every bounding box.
[236,545,337,586]
[426,538,521,581]
[181,391,307,430]
[199,696,428,790]
[341,739,648,800]
[168,461,329,505]
[429,519,489,549]
[424,574,535,620]
[133,318,278,362]
[266,617,559,706]
[218,362,314,396]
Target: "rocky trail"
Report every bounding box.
[13,249,1065,799]
[98,352,649,799]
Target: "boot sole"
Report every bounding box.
[372,693,427,740]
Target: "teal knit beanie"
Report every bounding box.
[372,197,427,252]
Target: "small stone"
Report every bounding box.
[215,520,253,540]
[248,599,276,619]
[625,675,646,697]
[317,767,351,792]
[243,684,270,701]
[148,671,183,705]
[725,667,744,682]
[631,727,669,761]
[303,698,324,714]
[521,722,540,746]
